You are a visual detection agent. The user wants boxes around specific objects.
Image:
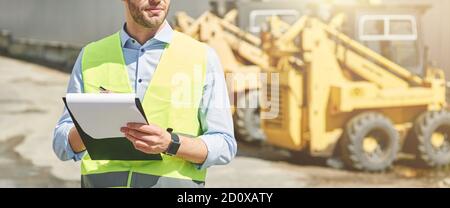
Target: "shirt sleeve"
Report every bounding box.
[52,49,86,161]
[196,46,237,170]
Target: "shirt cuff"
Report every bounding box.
[56,124,85,161]
[195,134,235,170]
[66,149,85,162]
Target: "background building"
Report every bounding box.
[0,0,209,45]
[0,0,448,75]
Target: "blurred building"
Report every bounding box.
[0,0,209,45]
[0,0,449,77]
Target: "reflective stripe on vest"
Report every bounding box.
[81,172,204,188]
[80,31,207,188]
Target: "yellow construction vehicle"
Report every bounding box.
[176,9,270,143]
[175,3,450,172]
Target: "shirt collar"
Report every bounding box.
[119,20,173,47]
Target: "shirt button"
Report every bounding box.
[138,79,142,83]
[141,49,145,53]
[131,39,136,44]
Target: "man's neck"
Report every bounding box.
[125,21,165,45]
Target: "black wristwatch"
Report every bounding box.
[165,128,181,156]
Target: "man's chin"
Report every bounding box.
[139,19,164,29]
[143,16,163,24]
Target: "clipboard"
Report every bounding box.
[62,97,162,161]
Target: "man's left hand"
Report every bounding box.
[120,123,171,154]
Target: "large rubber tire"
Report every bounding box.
[234,90,266,143]
[412,111,450,167]
[340,112,400,172]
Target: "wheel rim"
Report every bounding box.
[363,136,378,153]
[430,126,450,154]
[244,105,265,139]
[431,133,446,148]
[361,129,390,162]
[236,90,266,142]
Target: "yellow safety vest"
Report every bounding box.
[80,31,207,188]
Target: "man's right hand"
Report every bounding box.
[68,127,86,153]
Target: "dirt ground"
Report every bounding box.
[1,55,449,188]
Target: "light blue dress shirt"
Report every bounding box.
[53,21,237,170]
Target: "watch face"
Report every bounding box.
[173,134,180,144]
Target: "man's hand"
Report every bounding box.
[121,122,208,164]
[120,123,171,154]
[68,127,86,153]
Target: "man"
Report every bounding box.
[53,0,236,188]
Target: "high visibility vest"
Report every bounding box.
[79,31,207,188]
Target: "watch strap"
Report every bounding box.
[165,128,180,156]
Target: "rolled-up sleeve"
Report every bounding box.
[52,49,86,161]
[196,47,237,170]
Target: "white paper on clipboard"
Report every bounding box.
[65,93,147,139]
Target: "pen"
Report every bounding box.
[99,86,111,93]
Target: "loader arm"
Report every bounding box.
[176,11,270,70]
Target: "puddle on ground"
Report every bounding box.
[0,135,79,188]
